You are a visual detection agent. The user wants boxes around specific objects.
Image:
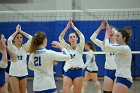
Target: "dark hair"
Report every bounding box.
[86,41,96,52]
[0,33,2,40]
[12,32,23,44]
[124,26,132,36]
[67,40,71,45]
[69,32,77,37]
[28,32,46,53]
[118,26,132,44]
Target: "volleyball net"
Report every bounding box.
[0,8,140,21]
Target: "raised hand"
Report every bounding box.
[105,26,112,39]
[66,20,71,29]
[70,19,75,28]
[0,40,6,52]
[51,41,63,49]
[99,20,107,30]
[16,24,21,32]
[104,20,113,35]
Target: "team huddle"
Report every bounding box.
[0,20,132,93]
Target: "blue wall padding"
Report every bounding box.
[0,20,139,77]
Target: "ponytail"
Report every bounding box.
[86,41,96,52]
[118,26,132,44]
[28,32,46,54]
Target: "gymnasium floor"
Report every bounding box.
[25,79,140,93]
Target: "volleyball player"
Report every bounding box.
[7,25,32,93]
[59,19,85,93]
[90,20,118,93]
[0,33,17,93]
[82,41,101,93]
[104,26,132,93]
[0,34,8,93]
[28,32,71,93]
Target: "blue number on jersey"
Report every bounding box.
[17,56,23,60]
[110,53,115,56]
[34,56,41,66]
[70,54,75,59]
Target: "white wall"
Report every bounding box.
[0,0,73,11]
[79,0,140,9]
[0,0,140,22]
[0,0,139,11]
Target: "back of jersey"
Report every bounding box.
[29,48,56,91]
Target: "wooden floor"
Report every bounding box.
[25,79,140,93]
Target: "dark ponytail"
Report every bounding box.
[86,41,96,52]
[118,26,132,44]
[0,33,2,40]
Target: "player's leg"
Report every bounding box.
[82,71,89,93]
[19,76,27,93]
[90,72,101,93]
[9,76,20,93]
[63,76,73,93]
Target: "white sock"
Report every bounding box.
[82,82,87,93]
[94,81,101,93]
[97,90,102,93]
[82,88,85,93]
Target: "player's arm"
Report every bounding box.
[104,39,128,53]
[18,25,33,50]
[51,51,71,62]
[28,54,35,71]
[71,20,85,49]
[59,20,71,47]
[6,47,17,62]
[0,41,7,68]
[50,41,71,61]
[51,41,70,57]
[90,20,106,49]
[83,53,93,69]
[9,24,20,40]
[7,25,20,48]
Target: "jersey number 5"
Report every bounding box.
[34,56,41,66]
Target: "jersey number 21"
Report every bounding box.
[34,56,41,66]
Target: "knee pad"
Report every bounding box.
[71,85,74,90]
[103,91,112,93]
[94,81,100,87]
[83,82,87,87]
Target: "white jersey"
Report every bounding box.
[90,32,117,70]
[59,34,85,72]
[83,50,98,71]
[28,48,70,91]
[8,35,32,76]
[104,39,133,82]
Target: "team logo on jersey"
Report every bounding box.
[70,54,75,59]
